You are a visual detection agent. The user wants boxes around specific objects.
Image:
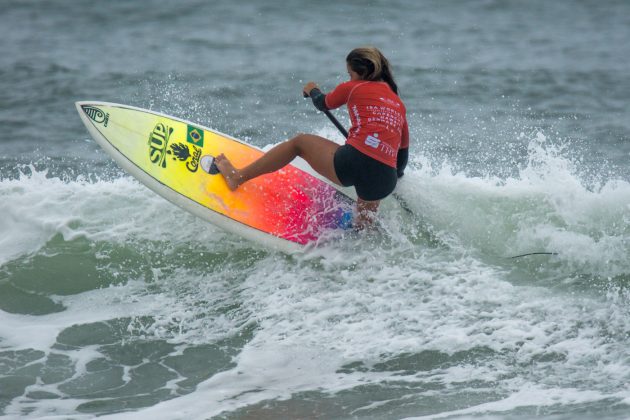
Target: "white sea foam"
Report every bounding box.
[2,132,630,418]
[403,385,620,419]
[396,133,630,276]
[0,166,240,267]
[4,131,628,275]
[84,246,630,419]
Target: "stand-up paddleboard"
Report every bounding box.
[76,102,354,253]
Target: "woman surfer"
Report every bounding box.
[215,46,409,229]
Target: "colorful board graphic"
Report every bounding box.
[76,102,354,253]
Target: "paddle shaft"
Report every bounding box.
[302,91,349,138]
[323,109,349,138]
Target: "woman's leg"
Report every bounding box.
[355,198,380,230]
[215,133,342,190]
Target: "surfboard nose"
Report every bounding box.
[76,102,110,128]
[75,101,95,114]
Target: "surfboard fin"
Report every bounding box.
[200,155,220,175]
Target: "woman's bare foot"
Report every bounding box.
[214,154,244,191]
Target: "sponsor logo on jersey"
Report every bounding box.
[364,132,396,157]
[379,97,400,107]
[365,133,380,148]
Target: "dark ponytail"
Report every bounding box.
[346,46,398,95]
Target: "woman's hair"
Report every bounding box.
[346,46,398,94]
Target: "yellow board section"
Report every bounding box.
[77,102,354,252]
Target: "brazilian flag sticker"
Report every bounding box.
[187,125,204,148]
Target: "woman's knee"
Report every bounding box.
[288,133,311,156]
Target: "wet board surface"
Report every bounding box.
[76,102,354,253]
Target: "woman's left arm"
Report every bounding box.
[397,120,410,178]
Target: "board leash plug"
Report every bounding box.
[200,155,220,175]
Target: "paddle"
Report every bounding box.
[303,91,348,136]
[304,92,415,215]
[322,109,348,139]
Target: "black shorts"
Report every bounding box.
[333,144,397,201]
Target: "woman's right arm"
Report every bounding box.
[303,82,329,112]
[304,81,355,111]
[308,88,328,112]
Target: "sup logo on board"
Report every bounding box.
[82,106,109,127]
[148,123,173,168]
[148,122,201,172]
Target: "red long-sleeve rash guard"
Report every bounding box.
[324,80,409,168]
